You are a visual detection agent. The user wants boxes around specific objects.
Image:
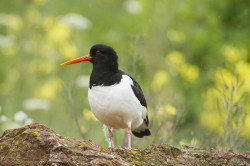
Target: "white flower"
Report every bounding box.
[76,75,90,88]
[0,35,15,47]
[14,111,28,122]
[25,118,33,125]
[60,13,92,30]
[0,13,22,29]
[125,0,142,14]
[0,115,7,122]
[23,98,51,111]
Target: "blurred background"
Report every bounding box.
[0,0,249,151]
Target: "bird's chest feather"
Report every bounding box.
[88,75,143,129]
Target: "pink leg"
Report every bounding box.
[108,128,115,148]
[127,127,132,149]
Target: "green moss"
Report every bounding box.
[0,144,5,150]
[12,140,19,145]
[22,130,41,137]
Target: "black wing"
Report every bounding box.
[130,77,147,108]
[122,71,151,137]
[123,72,149,126]
[120,71,147,107]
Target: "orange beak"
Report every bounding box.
[60,54,92,66]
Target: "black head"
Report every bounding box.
[61,44,121,88]
[89,44,118,70]
[61,44,119,72]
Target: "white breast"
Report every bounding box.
[88,75,146,130]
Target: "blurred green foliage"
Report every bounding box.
[0,0,249,151]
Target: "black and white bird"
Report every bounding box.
[61,44,151,149]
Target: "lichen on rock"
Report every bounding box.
[0,123,249,165]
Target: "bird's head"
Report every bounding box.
[61,44,118,70]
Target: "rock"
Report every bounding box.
[0,123,249,166]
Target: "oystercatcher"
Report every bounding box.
[61,44,151,149]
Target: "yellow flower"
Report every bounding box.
[60,42,79,59]
[165,51,185,66]
[83,109,97,121]
[165,104,177,115]
[179,139,187,146]
[35,77,62,99]
[156,106,166,122]
[46,23,71,45]
[167,30,186,43]
[3,45,19,56]
[0,82,11,95]
[26,6,40,22]
[179,64,199,82]
[165,50,200,82]
[151,70,169,91]
[235,61,250,91]
[157,106,165,117]
[157,104,177,122]
[190,138,199,147]
[214,68,235,87]
[202,88,220,111]
[1,14,23,32]
[200,111,223,134]
[222,45,247,63]
[43,17,55,31]
[243,115,250,137]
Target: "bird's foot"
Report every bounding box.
[108,128,115,148]
[125,146,132,150]
[127,127,132,150]
[124,146,140,151]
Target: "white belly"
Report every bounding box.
[88,75,145,129]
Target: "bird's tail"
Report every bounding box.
[132,128,151,138]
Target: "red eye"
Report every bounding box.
[96,50,101,55]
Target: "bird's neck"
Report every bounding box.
[89,64,120,88]
[92,63,118,75]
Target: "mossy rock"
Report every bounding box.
[0,123,249,165]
